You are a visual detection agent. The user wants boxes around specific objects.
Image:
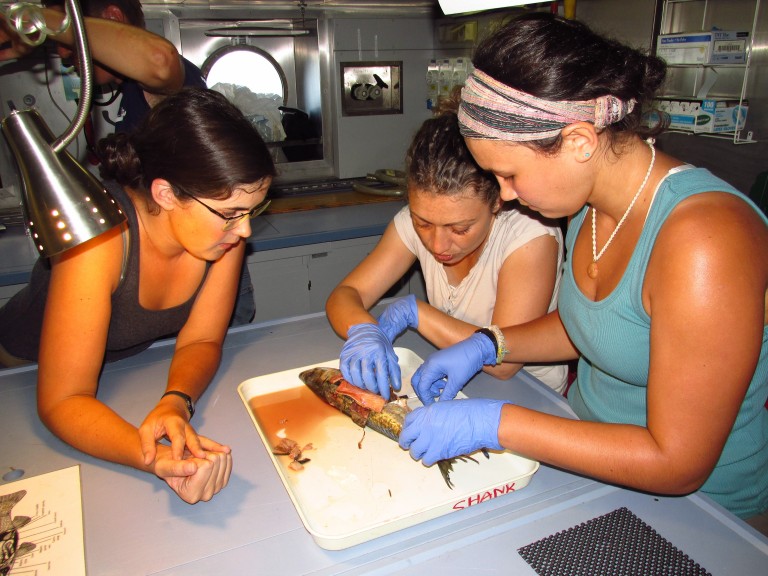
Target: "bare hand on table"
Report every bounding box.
[139,401,209,464]
[139,403,233,503]
[153,440,233,504]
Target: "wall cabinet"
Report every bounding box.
[247,236,424,323]
[655,0,761,143]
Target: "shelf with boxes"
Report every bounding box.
[653,0,761,144]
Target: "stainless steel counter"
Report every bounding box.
[1,311,766,575]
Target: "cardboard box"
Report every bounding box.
[654,98,749,133]
[657,31,749,64]
[710,30,750,63]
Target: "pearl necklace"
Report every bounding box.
[588,140,656,279]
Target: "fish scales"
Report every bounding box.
[299,366,458,488]
[304,367,404,440]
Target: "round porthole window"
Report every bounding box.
[202,45,286,101]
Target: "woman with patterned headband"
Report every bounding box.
[398,13,768,527]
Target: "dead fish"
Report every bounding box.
[299,367,460,489]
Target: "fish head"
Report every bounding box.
[299,367,343,395]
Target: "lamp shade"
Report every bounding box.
[1,108,126,257]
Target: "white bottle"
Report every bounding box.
[439,58,453,101]
[426,59,439,110]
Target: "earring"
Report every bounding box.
[585,152,591,158]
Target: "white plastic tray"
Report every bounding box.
[238,347,539,550]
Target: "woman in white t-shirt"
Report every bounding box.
[326,110,567,396]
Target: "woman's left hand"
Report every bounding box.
[153,437,233,503]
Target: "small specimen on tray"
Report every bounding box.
[272,438,314,471]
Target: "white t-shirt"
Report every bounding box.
[394,205,568,393]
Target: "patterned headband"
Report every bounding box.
[458,69,636,142]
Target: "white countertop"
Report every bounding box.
[1,311,766,575]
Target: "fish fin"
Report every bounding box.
[437,459,455,490]
[11,516,32,531]
[0,490,26,511]
[16,542,37,557]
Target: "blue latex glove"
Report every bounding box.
[376,294,419,342]
[399,398,508,466]
[339,323,401,398]
[411,332,497,405]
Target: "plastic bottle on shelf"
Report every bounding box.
[453,58,468,89]
[438,58,453,102]
[426,59,439,110]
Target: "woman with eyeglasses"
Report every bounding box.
[0,87,276,504]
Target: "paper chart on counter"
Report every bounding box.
[0,465,86,575]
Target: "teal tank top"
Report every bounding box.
[560,166,768,519]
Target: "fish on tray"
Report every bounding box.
[300,366,481,489]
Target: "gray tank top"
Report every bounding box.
[0,181,209,363]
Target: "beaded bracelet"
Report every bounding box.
[474,325,509,365]
[487,325,509,364]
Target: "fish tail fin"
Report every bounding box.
[437,459,456,490]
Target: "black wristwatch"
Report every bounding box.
[162,390,195,418]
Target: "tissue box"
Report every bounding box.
[654,98,748,133]
[657,31,749,64]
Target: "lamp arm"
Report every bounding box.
[52,0,92,153]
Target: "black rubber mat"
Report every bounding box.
[517,507,711,575]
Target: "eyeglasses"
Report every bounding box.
[178,190,271,231]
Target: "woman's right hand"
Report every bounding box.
[152,437,232,504]
[339,323,401,399]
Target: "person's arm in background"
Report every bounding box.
[415,233,561,379]
[0,7,184,94]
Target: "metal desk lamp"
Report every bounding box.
[0,0,125,257]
